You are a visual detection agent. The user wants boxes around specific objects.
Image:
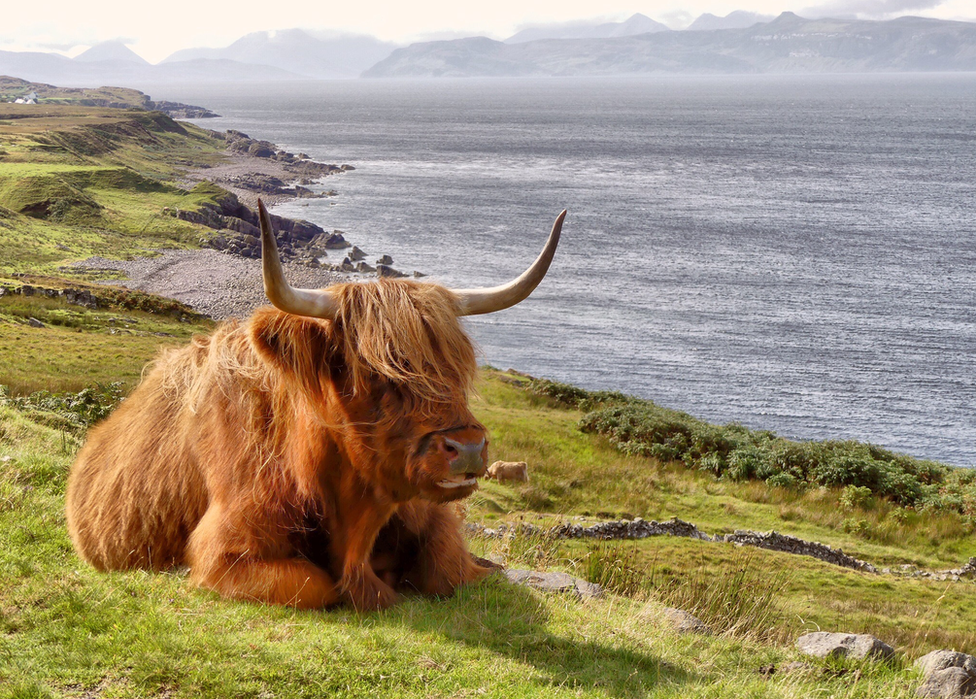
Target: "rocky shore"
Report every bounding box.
[176,129,352,209]
[72,127,419,318]
[71,250,345,321]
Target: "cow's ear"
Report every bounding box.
[249,308,333,385]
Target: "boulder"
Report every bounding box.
[503,569,603,601]
[27,317,45,328]
[917,668,976,698]
[376,264,406,278]
[916,651,976,698]
[376,254,394,265]
[917,651,976,677]
[355,262,375,273]
[349,246,366,262]
[661,607,712,635]
[796,632,894,661]
[323,231,350,249]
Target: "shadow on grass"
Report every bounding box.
[390,574,694,697]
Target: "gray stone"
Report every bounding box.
[503,569,603,600]
[796,632,895,661]
[917,667,976,698]
[917,651,976,678]
[27,317,44,328]
[661,607,712,635]
[349,246,366,262]
[376,254,394,265]
[376,264,406,278]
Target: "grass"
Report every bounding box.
[0,368,955,698]
[0,104,229,276]
[1,287,971,696]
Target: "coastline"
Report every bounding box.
[75,129,352,319]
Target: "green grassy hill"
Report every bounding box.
[1,101,973,699]
[0,103,228,278]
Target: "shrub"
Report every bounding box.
[547,379,962,513]
[839,485,874,510]
[766,472,801,490]
[1,382,124,433]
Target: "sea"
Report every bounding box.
[154,74,976,467]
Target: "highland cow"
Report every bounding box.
[65,201,564,611]
[486,461,529,483]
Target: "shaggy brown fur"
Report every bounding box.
[66,279,491,610]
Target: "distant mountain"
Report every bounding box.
[162,29,399,79]
[0,28,397,86]
[74,41,150,65]
[687,11,775,31]
[365,13,976,77]
[505,13,669,43]
[0,49,303,88]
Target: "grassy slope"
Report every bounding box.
[0,101,972,698]
[0,373,947,699]
[0,104,227,276]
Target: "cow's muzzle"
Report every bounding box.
[441,437,487,476]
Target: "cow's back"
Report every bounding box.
[66,340,211,571]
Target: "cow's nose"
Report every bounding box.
[437,436,487,476]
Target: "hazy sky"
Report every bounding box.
[3,0,974,63]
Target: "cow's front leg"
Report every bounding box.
[188,505,340,609]
[334,498,400,611]
[395,501,493,597]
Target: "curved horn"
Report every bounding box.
[258,199,339,320]
[454,210,566,316]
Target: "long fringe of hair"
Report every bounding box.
[329,279,478,407]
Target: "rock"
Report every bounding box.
[917,651,976,678]
[661,607,712,635]
[247,143,275,158]
[340,164,356,171]
[27,317,44,328]
[349,246,366,262]
[323,231,350,249]
[413,271,427,278]
[917,667,976,698]
[355,262,375,273]
[376,254,394,265]
[796,632,894,661]
[376,264,406,278]
[503,569,603,600]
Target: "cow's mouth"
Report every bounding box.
[437,474,478,490]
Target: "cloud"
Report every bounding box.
[800,0,946,19]
[659,9,695,29]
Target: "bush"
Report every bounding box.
[540,378,963,513]
[1,382,124,432]
[839,485,874,510]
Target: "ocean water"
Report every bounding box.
[159,75,976,466]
